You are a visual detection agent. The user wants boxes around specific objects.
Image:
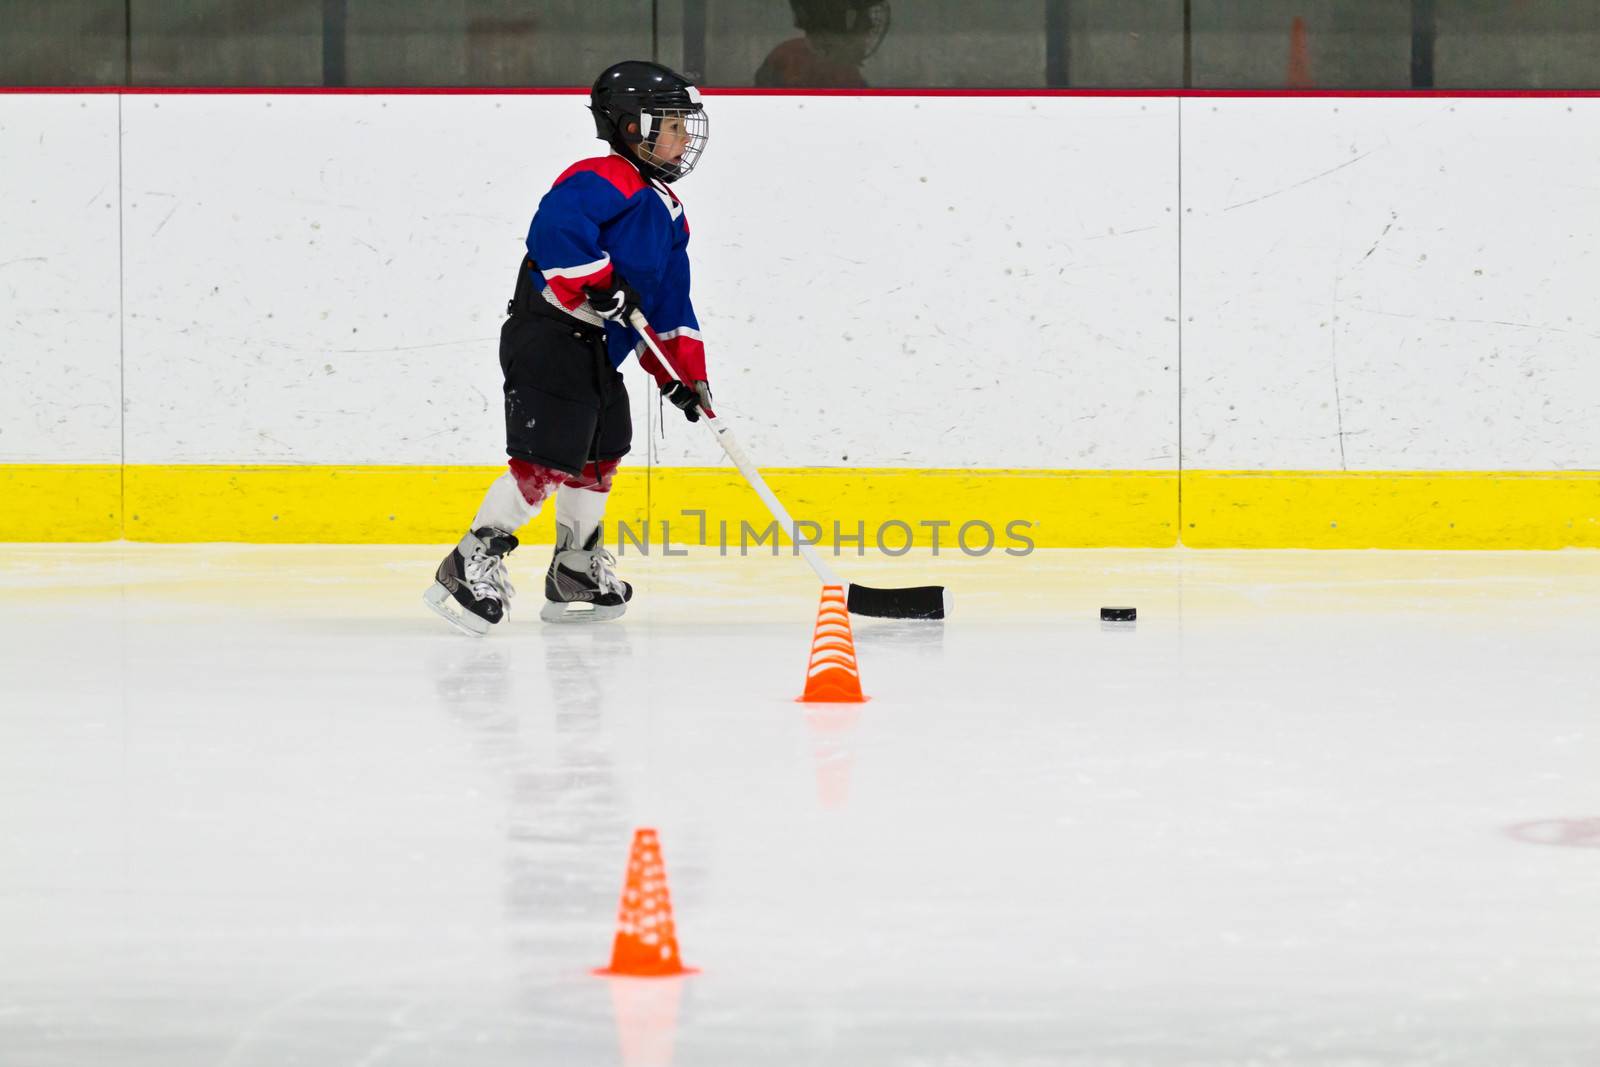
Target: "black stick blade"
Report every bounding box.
[846,584,949,620]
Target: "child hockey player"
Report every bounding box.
[426,60,712,634]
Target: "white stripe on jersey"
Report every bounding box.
[541,255,611,280]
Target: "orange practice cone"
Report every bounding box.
[797,585,868,703]
[594,828,697,978]
[1287,16,1314,89]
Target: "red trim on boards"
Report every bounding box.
[710,87,1600,99]
[3,85,1599,99]
[0,85,591,95]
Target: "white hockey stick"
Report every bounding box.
[628,310,948,620]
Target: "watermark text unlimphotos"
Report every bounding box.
[598,511,1036,558]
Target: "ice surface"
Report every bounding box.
[2,545,1598,1066]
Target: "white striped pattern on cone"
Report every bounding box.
[799,585,866,702]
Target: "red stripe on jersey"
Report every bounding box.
[637,328,707,386]
[552,154,648,199]
[544,262,614,309]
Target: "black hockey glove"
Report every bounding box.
[582,274,642,323]
[662,380,713,423]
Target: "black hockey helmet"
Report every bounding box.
[790,0,891,58]
[589,60,709,184]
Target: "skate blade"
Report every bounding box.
[424,583,491,637]
[539,600,626,624]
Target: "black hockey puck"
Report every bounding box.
[1100,606,1137,622]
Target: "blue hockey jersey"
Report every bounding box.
[525,153,706,383]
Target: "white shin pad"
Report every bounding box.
[555,484,609,546]
[473,471,539,533]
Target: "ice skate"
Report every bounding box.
[424,527,519,636]
[540,520,632,623]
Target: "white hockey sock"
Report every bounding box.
[556,484,609,547]
[472,471,539,533]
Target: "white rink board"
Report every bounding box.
[0,95,122,464]
[119,94,542,468]
[117,94,1178,468]
[1182,98,1600,471]
[6,94,1599,473]
[692,96,1179,470]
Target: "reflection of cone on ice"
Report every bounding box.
[797,585,867,703]
[607,975,684,1067]
[806,705,861,810]
[595,828,696,978]
[1287,16,1313,88]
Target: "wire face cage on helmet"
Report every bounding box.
[855,1,891,59]
[636,103,709,183]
